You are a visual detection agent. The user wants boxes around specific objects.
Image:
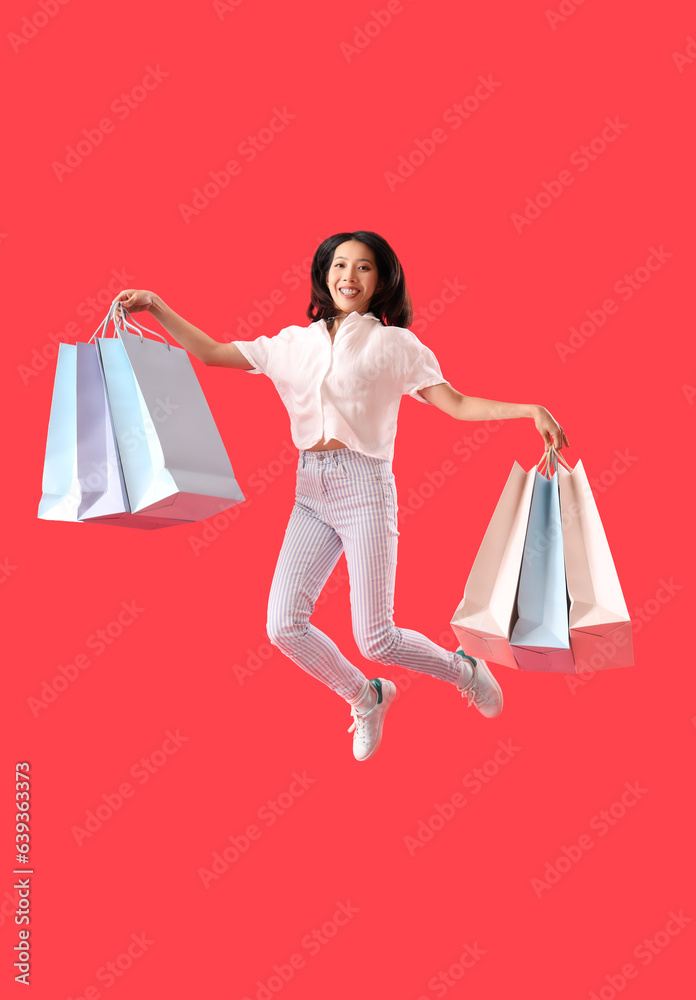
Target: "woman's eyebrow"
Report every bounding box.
[334,256,374,263]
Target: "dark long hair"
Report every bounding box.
[306,231,413,328]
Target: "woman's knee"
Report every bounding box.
[266,612,306,649]
[354,624,399,663]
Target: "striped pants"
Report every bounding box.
[266,446,462,701]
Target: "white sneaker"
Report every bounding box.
[455,649,503,718]
[347,678,397,761]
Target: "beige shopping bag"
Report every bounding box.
[451,461,536,669]
[557,457,634,671]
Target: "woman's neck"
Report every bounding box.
[327,309,367,332]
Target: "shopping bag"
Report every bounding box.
[38,339,194,529]
[93,302,245,523]
[450,460,536,669]
[75,341,130,522]
[74,341,183,529]
[510,449,575,672]
[558,457,633,671]
[38,343,81,522]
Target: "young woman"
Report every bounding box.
[113,230,569,762]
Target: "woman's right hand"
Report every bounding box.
[111,289,162,321]
[532,405,570,452]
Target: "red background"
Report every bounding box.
[2,1,694,997]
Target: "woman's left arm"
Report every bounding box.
[417,383,570,451]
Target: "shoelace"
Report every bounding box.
[459,688,476,708]
[456,663,480,709]
[457,663,503,718]
[459,684,478,708]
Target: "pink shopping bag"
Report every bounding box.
[557,455,634,671]
[450,460,536,669]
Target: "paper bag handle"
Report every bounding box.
[537,445,574,478]
[88,300,172,351]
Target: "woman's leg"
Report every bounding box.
[330,451,463,684]
[266,464,371,702]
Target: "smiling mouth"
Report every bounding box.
[339,288,360,297]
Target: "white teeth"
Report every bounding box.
[340,289,358,295]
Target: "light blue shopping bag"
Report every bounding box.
[38,343,81,523]
[509,450,574,672]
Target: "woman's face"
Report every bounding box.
[325,240,380,316]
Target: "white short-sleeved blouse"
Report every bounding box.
[233,310,449,461]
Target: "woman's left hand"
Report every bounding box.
[532,405,570,451]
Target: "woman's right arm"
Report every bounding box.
[111,290,254,369]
